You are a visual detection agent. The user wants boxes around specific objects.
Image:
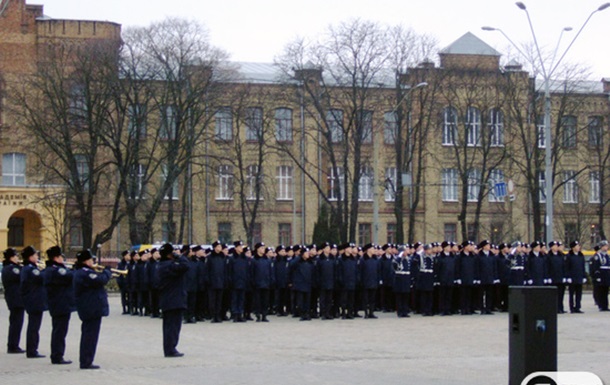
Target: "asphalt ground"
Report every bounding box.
[0,293,608,385]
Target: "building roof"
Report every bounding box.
[440,32,501,57]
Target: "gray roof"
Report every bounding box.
[440,32,501,56]
[231,62,285,84]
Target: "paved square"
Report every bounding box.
[1,294,608,385]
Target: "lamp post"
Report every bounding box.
[372,81,427,244]
[483,1,609,243]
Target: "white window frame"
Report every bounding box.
[563,170,578,204]
[75,154,89,191]
[588,116,603,148]
[384,167,397,202]
[466,106,481,147]
[130,163,146,199]
[275,108,293,142]
[217,165,234,200]
[538,171,546,203]
[561,115,577,148]
[358,166,374,201]
[442,168,458,202]
[215,107,232,141]
[360,110,373,144]
[590,171,600,203]
[467,168,481,202]
[488,168,505,202]
[327,109,344,143]
[276,165,293,200]
[160,105,177,140]
[2,153,26,186]
[128,103,146,138]
[442,107,457,146]
[537,116,546,149]
[328,166,345,201]
[246,165,262,200]
[162,163,179,200]
[384,111,398,145]
[488,108,504,147]
[246,107,263,141]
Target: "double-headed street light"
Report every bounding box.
[483,2,609,244]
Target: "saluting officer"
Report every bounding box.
[73,249,112,369]
[2,248,25,354]
[157,243,189,357]
[43,245,74,365]
[20,245,47,358]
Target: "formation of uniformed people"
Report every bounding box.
[3,237,609,363]
[1,245,112,369]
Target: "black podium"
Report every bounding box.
[508,286,557,385]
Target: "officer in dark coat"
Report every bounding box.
[393,245,415,317]
[148,248,161,318]
[43,245,74,364]
[359,244,380,319]
[337,243,358,319]
[116,250,131,314]
[379,244,395,313]
[273,245,290,316]
[495,243,511,312]
[436,241,456,316]
[508,242,527,286]
[416,244,435,316]
[183,245,198,323]
[566,241,586,313]
[136,249,151,316]
[590,240,610,311]
[128,251,140,315]
[229,241,249,322]
[2,248,25,353]
[316,242,336,320]
[289,247,314,320]
[207,241,227,323]
[527,241,547,286]
[158,243,189,357]
[20,245,47,358]
[546,241,567,313]
[73,249,112,369]
[476,240,498,315]
[456,241,478,315]
[251,244,274,322]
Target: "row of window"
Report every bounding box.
[441,168,601,204]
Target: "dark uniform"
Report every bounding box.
[251,246,274,322]
[158,243,189,357]
[565,241,586,313]
[207,242,227,323]
[416,247,435,316]
[508,245,527,286]
[436,243,456,316]
[273,246,290,316]
[359,244,380,319]
[2,248,25,354]
[379,246,395,312]
[456,242,478,315]
[127,252,139,315]
[116,251,130,314]
[289,250,314,321]
[317,250,336,320]
[136,252,150,316]
[43,246,75,364]
[393,249,414,317]
[546,242,567,313]
[148,251,161,318]
[495,244,512,312]
[590,243,610,311]
[476,241,498,315]
[73,249,112,369]
[20,246,47,358]
[527,243,547,286]
[184,247,199,323]
[337,245,358,319]
[229,246,249,322]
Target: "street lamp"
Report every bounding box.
[483,2,609,243]
[372,81,427,244]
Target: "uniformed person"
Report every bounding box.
[207,241,227,323]
[289,246,314,321]
[317,242,336,320]
[2,248,25,354]
[527,241,547,286]
[590,240,610,311]
[148,248,161,318]
[565,241,586,313]
[20,245,47,358]
[229,241,249,322]
[359,243,380,319]
[436,241,456,316]
[73,249,112,369]
[116,250,131,314]
[43,245,74,364]
[456,241,477,315]
[416,244,435,316]
[251,243,274,322]
[476,240,498,315]
[337,243,358,319]
[273,245,290,316]
[379,244,395,313]
[183,245,198,323]
[546,241,567,313]
[157,243,189,357]
[393,245,415,317]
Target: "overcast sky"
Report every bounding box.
[38,0,610,79]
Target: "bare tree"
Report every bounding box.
[12,38,125,251]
